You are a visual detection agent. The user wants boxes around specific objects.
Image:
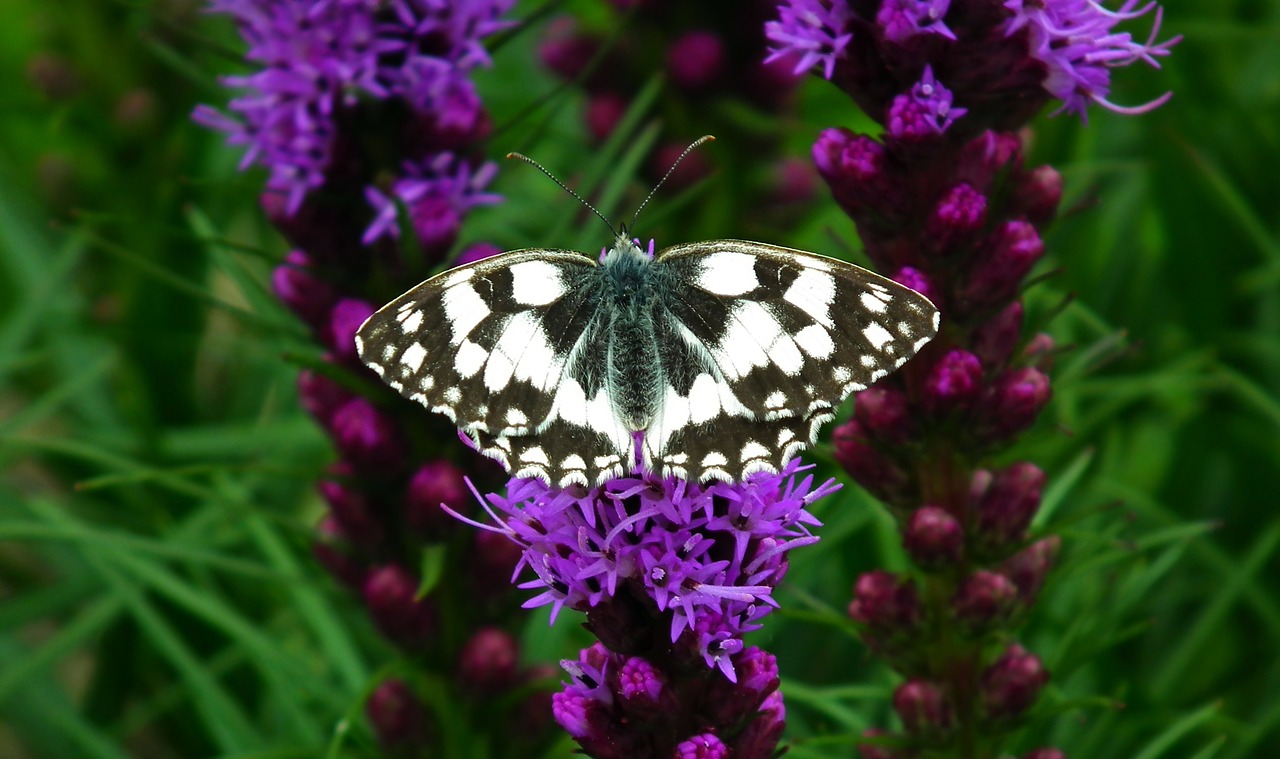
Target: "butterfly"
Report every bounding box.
[355,226,938,487]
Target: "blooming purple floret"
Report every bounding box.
[195,0,513,214]
[888,65,967,139]
[456,459,836,681]
[362,154,501,244]
[877,0,955,43]
[1003,0,1181,119]
[765,0,855,79]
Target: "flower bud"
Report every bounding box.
[927,183,988,257]
[972,301,1024,367]
[366,678,430,749]
[980,644,1049,719]
[616,656,669,722]
[952,570,1019,634]
[272,250,335,326]
[313,515,366,589]
[893,266,941,310]
[858,728,911,759]
[407,195,463,262]
[958,131,1022,191]
[454,241,502,266]
[962,220,1044,312]
[855,386,915,444]
[1017,165,1063,226]
[1021,332,1056,370]
[832,420,910,502]
[973,462,1044,556]
[675,733,729,759]
[586,92,627,142]
[363,564,437,650]
[319,473,386,551]
[1022,749,1067,759]
[849,571,922,633]
[26,52,81,100]
[893,679,954,733]
[551,688,611,744]
[330,397,406,475]
[923,350,984,416]
[651,142,712,191]
[667,30,726,92]
[705,647,779,726]
[979,367,1051,440]
[1001,536,1060,604]
[903,506,964,569]
[324,298,375,363]
[459,627,520,694]
[298,363,352,427]
[405,459,469,536]
[814,129,900,223]
[732,689,786,759]
[539,19,600,82]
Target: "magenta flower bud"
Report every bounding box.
[903,506,964,569]
[923,350,984,416]
[324,298,375,363]
[330,397,405,475]
[319,474,386,551]
[981,644,1049,719]
[892,266,941,310]
[366,678,429,749]
[962,220,1044,311]
[832,420,910,502]
[849,571,922,633]
[893,679,954,733]
[272,250,335,326]
[858,728,910,759]
[1002,536,1061,604]
[405,459,469,536]
[1022,749,1067,759]
[952,570,1019,634]
[812,127,857,180]
[980,367,1052,440]
[855,386,915,445]
[972,301,1024,367]
[313,515,366,589]
[973,462,1045,555]
[887,66,966,142]
[651,142,712,191]
[551,688,605,740]
[407,195,462,261]
[1017,165,1063,226]
[454,241,502,266]
[1021,332,1056,370]
[667,30,726,92]
[731,689,786,759]
[586,92,627,142]
[957,131,1023,191]
[616,656,669,721]
[768,157,818,207]
[297,364,352,427]
[706,647,780,726]
[539,20,599,82]
[927,183,988,257]
[363,564,437,650]
[814,129,901,223]
[459,627,520,694]
[675,733,729,759]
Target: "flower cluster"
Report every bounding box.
[765,1,1176,756]
[196,1,557,755]
[459,457,832,755]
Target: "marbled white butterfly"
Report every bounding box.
[355,143,939,487]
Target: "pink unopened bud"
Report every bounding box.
[893,679,954,733]
[962,220,1044,312]
[363,564,437,650]
[981,644,1049,719]
[313,515,367,589]
[1022,748,1067,759]
[893,266,941,310]
[319,473,386,551]
[675,733,729,759]
[330,398,405,475]
[407,195,462,261]
[849,571,922,633]
[923,350,984,416]
[652,142,712,191]
[667,30,726,92]
[616,656,669,722]
[324,298,376,363]
[1002,536,1061,604]
[1021,332,1056,370]
[706,647,779,726]
[272,250,335,326]
[732,689,786,759]
[1017,165,1063,226]
[927,183,988,257]
[539,20,600,82]
[454,241,502,266]
[858,728,910,759]
[405,459,469,536]
[952,570,1019,633]
[855,386,915,444]
[973,462,1045,556]
[973,301,1024,367]
[366,678,430,749]
[459,627,520,694]
[298,364,352,427]
[832,420,910,502]
[814,129,900,223]
[958,130,1023,190]
[586,92,627,142]
[979,367,1052,441]
[904,506,964,569]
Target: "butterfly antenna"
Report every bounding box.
[506,152,618,238]
[628,134,715,233]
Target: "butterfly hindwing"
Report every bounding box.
[644,240,939,482]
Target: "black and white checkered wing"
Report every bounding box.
[644,240,939,482]
[354,249,631,485]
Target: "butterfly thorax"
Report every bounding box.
[600,238,664,430]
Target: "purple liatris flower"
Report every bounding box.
[765,0,855,79]
[457,459,836,681]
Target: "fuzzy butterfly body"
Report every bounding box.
[355,232,939,487]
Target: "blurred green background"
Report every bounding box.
[1,0,1277,757]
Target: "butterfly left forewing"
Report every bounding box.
[647,239,939,482]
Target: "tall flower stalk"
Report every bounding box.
[767,1,1177,756]
[196,1,558,754]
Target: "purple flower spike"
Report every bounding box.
[1004,0,1181,120]
[888,66,967,140]
[878,0,956,44]
[765,0,856,79]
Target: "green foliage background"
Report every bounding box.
[1,1,1277,757]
